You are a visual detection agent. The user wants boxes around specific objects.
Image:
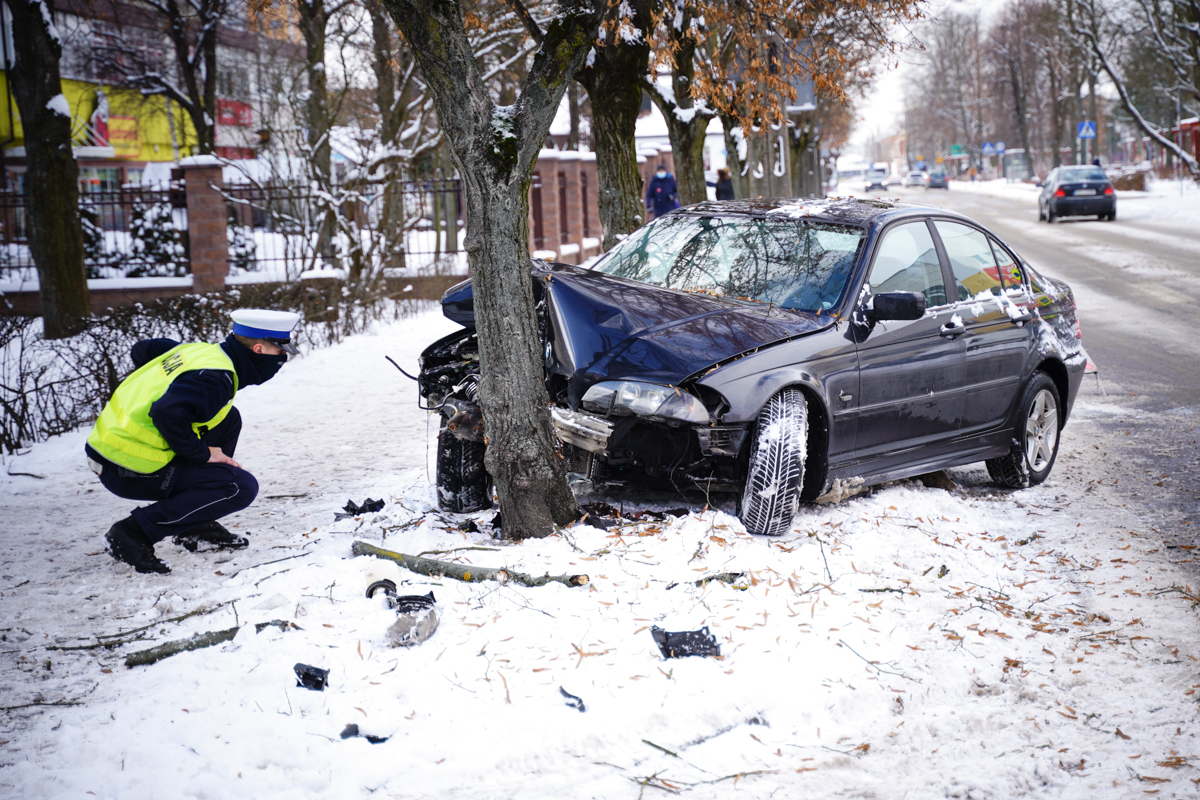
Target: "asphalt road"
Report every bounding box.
[882,183,1200,544]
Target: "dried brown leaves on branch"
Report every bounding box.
[641,0,924,128]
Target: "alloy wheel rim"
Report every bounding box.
[1024,389,1059,472]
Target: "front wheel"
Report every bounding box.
[986,371,1061,489]
[436,428,492,513]
[740,388,809,536]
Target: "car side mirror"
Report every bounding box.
[867,292,927,321]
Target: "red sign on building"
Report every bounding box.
[217,99,253,127]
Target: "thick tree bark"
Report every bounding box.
[8,0,89,339]
[381,0,599,539]
[578,6,651,250]
[1004,51,1034,179]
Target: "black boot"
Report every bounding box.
[105,517,170,574]
[173,521,249,552]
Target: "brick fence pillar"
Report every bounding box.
[532,150,559,258]
[182,156,229,294]
[557,152,584,263]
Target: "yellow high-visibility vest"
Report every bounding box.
[86,343,238,473]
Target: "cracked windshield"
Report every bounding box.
[593,215,864,313]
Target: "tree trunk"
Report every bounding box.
[649,36,711,205]
[577,8,650,251]
[382,0,598,539]
[8,1,90,338]
[1005,51,1034,180]
[720,113,749,199]
[369,0,410,273]
[299,0,338,267]
[566,80,580,150]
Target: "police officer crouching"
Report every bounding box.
[85,309,301,574]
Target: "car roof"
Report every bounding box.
[677,198,972,229]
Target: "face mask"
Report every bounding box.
[656,171,666,179]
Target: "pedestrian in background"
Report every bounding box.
[708,168,735,200]
[86,309,301,574]
[645,164,679,219]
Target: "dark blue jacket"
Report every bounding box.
[645,173,679,217]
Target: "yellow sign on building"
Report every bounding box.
[107,116,141,159]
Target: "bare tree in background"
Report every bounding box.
[1067,0,1198,173]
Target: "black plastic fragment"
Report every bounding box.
[294,663,330,691]
[559,686,586,713]
[650,626,721,659]
[343,498,386,515]
[393,591,436,614]
[340,723,389,744]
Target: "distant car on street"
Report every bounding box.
[864,166,890,192]
[1038,166,1116,222]
[926,170,949,189]
[903,171,926,187]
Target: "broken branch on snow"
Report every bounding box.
[351,541,588,588]
[124,620,297,668]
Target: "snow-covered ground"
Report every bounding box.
[2,309,1199,799]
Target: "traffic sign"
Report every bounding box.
[950,144,963,155]
[996,141,1006,154]
[982,142,996,156]
[1077,121,1097,139]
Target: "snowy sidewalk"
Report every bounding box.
[3,309,1199,799]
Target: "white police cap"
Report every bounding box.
[230,309,302,354]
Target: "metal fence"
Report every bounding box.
[223,179,465,278]
[0,184,190,283]
[0,177,464,287]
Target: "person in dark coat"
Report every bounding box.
[645,164,679,219]
[85,309,300,574]
[707,168,735,201]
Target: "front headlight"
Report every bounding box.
[581,380,710,424]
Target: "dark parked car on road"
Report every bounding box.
[420,199,1088,535]
[926,170,949,189]
[1038,166,1116,222]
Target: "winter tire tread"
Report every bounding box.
[740,388,808,537]
[436,429,492,513]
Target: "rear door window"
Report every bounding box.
[933,220,1003,300]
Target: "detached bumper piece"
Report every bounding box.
[551,407,613,455]
[651,625,721,659]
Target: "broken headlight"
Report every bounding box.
[581,380,709,424]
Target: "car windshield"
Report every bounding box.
[1059,167,1107,182]
[592,214,865,313]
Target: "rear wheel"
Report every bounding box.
[436,427,492,513]
[1107,209,1117,221]
[740,389,809,536]
[986,371,1061,489]
[1046,206,1056,223]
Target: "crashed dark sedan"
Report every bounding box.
[419,198,1088,535]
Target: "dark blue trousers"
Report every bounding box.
[88,408,259,544]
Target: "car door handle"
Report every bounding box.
[1008,311,1034,325]
[939,320,965,338]
[839,390,853,402]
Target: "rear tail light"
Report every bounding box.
[1054,189,1066,197]
[1104,186,1114,195]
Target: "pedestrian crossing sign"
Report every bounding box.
[1078,121,1097,139]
